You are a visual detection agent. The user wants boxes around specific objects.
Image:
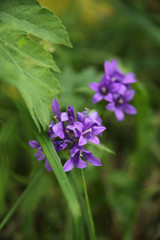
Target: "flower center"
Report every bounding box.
[112,77,116,81]
[101,87,107,95]
[82,128,92,135]
[116,97,124,105]
[66,130,75,139]
[80,150,83,157]
[118,98,124,104]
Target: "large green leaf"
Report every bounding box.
[0,0,71,130]
[0,0,72,47]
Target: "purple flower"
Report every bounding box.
[105,89,137,121]
[51,98,68,122]
[89,74,122,103]
[28,140,52,172]
[68,106,75,124]
[29,98,106,172]
[104,59,137,85]
[63,144,102,172]
[76,115,106,146]
[89,59,137,122]
[50,98,69,139]
[28,140,68,172]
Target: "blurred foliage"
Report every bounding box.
[1,0,160,239]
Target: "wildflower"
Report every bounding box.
[51,98,68,139]
[105,89,137,121]
[75,113,106,146]
[28,140,52,172]
[89,74,122,103]
[50,99,106,171]
[29,98,106,172]
[63,144,102,172]
[49,99,106,148]
[89,59,137,121]
[104,59,136,85]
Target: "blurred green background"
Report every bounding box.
[0,0,160,239]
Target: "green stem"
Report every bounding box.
[81,169,96,240]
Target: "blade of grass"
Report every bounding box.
[35,129,83,240]
[0,167,44,231]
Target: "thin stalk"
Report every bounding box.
[81,169,96,240]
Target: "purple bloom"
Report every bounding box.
[89,74,122,103]
[76,115,106,146]
[28,140,52,172]
[105,89,137,121]
[51,98,68,122]
[63,144,102,172]
[68,106,75,124]
[29,98,106,172]
[50,98,69,139]
[104,59,136,85]
[87,111,102,126]
[28,140,68,172]
[89,59,137,122]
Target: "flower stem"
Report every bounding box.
[81,169,96,240]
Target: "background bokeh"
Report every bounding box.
[0,0,160,239]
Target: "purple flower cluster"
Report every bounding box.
[29,98,106,172]
[89,59,137,121]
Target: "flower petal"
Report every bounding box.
[104,60,113,76]
[59,141,69,151]
[45,160,52,172]
[88,112,102,126]
[76,112,86,123]
[28,140,40,149]
[63,158,74,172]
[119,85,127,95]
[123,73,136,84]
[35,151,45,161]
[68,106,75,124]
[109,83,121,93]
[104,93,113,102]
[124,90,135,101]
[93,93,103,103]
[51,98,61,119]
[75,157,87,169]
[74,122,83,132]
[52,122,65,139]
[106,102,115,111]
[83,117,94,130]
[70,145,80,157]
[92,126,106,135]
[111,59,118,69]
[60,112,68,122]
[100,74,107,85]
[78,135,87,146]
[87,136,100,145]
[115,109,124,122]
[83,152,102,166]
[124,104,137,115]
[89,82,100,92]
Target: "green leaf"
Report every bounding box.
[0,0,72,47]
[0,32,62,130]
[0,0,71,130]
[94,144,115,155]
